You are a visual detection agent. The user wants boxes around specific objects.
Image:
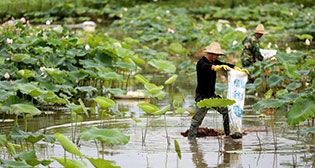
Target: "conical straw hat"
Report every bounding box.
[204,42,224,55]
[255,24,265,34]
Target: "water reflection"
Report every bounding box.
[218,138,243,168]
[189,140,208,168]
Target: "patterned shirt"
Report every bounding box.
[241,34,263,67]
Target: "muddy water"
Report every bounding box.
[1,74,314,168]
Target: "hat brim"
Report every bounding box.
[204,51,225,56]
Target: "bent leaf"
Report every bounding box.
[85,157,120,168]
[174,139,181,159]
[54,133,83,156]
[148,59,176,73]
[94,97,115,108]
[10,125,55,144]
[154,105,171,115]
[134,74,149,84]
[286,96,315,126]
[51,157,87,168]
[164,74,178,85]
[137,103,159,114]
[197,98,236,108]
[11,104,41,115]
[79,126,129,145]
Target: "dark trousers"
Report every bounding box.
[188,94,230,140]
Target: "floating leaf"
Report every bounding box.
[85,157,120,168]
[164,74,178,85]
[11,104,41,115]
[51,157,87,168]
[137,103,159,114]
[79,126,129,145]
[154,105,171,115]
[93,97,115,108]
[197,98,236,108]
[174,139,181,159]
[54,133,83,156]
[286,96,315,126]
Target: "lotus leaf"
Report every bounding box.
[98,72,123,81]
[264,89,273,99]
[137,102,159,114]
[107,88,127,95]
[51,157,87,168]
[17,69,34,79]
[279,93,300,102]
[144,83,164,94]
[174,139,181,159]
[13,150,52,166]
[164,74,178,85]
[79,126,130,145]
[114,61,137,71]
[148,59,176,73]
[286,82,302,91]
[75,86,97,95]
[275,89,288,98]
[0,57,4,64]
[138,89,167,100]
[0,159,31,168]
[154,104,171,115]
[286,96,315,126]
[284,63,300,79]
[252,99,287,111]
[13,54,31,61]
[197,98,236,108]
[124,37,139,44]
[69,71,88,82]
[169,43,188,54]
[0,135,6,146]
[15,83,47,97]
[54,133,83,157]
[297,127,315,136]
[93,96,115,108]
[175,108,186,114]
[10,104,41,115]
[134,74,149,84]
[115,47,134,58]
[267,74,285,88]
[10,125,55,144]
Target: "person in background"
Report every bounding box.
[240,24,265,68]
[187,42,248,140]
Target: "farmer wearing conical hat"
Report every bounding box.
[188,42,248,140]
[241,24,265,67]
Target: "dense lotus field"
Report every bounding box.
[0,1,314,167]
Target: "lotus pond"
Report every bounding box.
[0,1,314,168]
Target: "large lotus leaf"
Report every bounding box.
[79,126,130,145]
[11,104,41,115]
[252,99,288,111]
[0,159,31,168]
[123,37,139,44]
[134,74,149,84]
[276,51,305,64]
[75,86,97,95]
[17,69,34,79]
[66,48,86,58]
[0,81,12,91]
[93,51,113,67]
[286,96,315,126]
[168,43,188,54]
[54,133,83,156]
[13,150,51,166]
[275,89,288,98]
[279,93,300,102]
[0,90,15,102]
[267,74,285,88]
[38,92,67,104]
[114,61,137,71]
[15,83,47,97]
[51,157,87,168]
[164,74,178,85]
[68,103,83,113]
[154,104,171,115]
[86,157,119,168]
[115,47,134,58]
[148,60,176,73]
[306,59,315,66]
[174,139,181,159]
[41,54,65,68]
[197,98,236,108]
[69,71,88,82]
[10,125,55,144]
[79,59,103,69]
[297,127,315,136]
[144,83,164,94]
[137,102,159,114]
[264,89,273,99]
[13,54,31,61]
[131,55,145,65]
[0,135,6,146]
[98,72,123,81]
[138,89,167,100]
[33,47,53,54]
[284,63,299,79]
[93,96,115,108]
[0,57,4,64]
[286,82,302,91]
[45,68,67,84]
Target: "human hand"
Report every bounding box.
[214,65,231,71]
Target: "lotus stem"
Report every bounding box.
[164,114,170,146]
[23,113,27,132]
[94,140,99,158]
